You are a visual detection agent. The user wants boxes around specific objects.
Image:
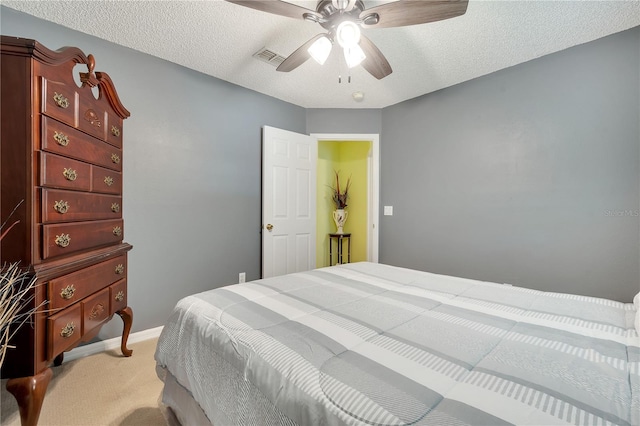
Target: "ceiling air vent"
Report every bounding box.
[253,48,286,67]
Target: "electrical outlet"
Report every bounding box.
[239,272,246,283]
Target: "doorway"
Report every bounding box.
[261,128,379,278]
[312,133,380,267]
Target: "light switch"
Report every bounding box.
[384,206,393,216]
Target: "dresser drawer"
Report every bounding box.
[48,303,82,359]
[42,219,124,259]
[41,77,78,128]
[77,99,108,141]
[83,288,111,334]
[40,152,92,191]
[107,114,123,148]
[78,97,122,148]
[42,189,122,223]
[48,255,127,310]
[91,166,122,195]
[110,278,127,313]
[42,117,123,172]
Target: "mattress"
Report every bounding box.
[155,262,640,425]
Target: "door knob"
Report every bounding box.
[266,224,274,231]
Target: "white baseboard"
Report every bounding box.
[65,326,164,363]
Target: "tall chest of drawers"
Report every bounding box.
[1,36,133,425]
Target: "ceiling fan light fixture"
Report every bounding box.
[332,0,357,12]
[336,20,361,48]
[308,36,333,65]
[344,44,366,68]
[226,0,470,80]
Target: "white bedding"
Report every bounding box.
[155,262,640,425]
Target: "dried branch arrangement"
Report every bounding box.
[0,201,40,368]
[0,262,37,367]
[330,170,352,210]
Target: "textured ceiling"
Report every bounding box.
[3,0,639,108]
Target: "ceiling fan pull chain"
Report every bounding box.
[337,74,352,84]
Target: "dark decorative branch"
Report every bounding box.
[0,200,41,368]
[328,170,352,209]
[0,263,40,367]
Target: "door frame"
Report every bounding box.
[311,133,379,263]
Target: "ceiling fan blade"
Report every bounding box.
[225,0,321,20]
[360,0,468,29]
[277,34,327,72]
[359,35,392,80]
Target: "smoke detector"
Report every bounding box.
[352,91,364,102]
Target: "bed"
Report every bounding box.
[155,262,640,425]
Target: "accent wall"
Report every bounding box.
[317,141,371,267]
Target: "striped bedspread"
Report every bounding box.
[155,262,640,426]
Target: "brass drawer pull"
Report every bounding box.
[104,176,114,186]
[111,153,121,164]
[54,131,69,147]
[60,284,76,300]
[63,168,77,181]
[53,92,69,108]
[55,233,71,248]
[115,291,125,302]
[112,226,122,237]
[111,125,120,137]
[60,322,75,338]
[89,303,105,320]
[54,200,70,214]
[111,203,120,213]
[115,264,125,275]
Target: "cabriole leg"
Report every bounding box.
[6,368,53,426]
[117,306,133,357]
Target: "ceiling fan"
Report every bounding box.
[225,0,469,80]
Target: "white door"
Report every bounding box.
[262,126,317,278]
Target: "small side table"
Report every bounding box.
[328,233,351,266]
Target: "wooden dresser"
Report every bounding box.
[0,36,133,425]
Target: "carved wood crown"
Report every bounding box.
[1,35,130,119]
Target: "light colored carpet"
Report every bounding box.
[1,338,165,425]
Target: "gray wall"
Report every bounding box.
[1,7,306,338]
[380,27,640,302]
[307,108,381,134]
